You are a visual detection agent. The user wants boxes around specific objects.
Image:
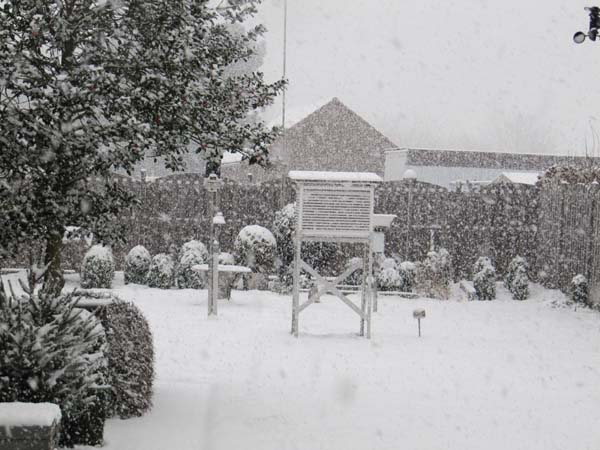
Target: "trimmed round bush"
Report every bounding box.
[80,244,115,289]
[147,253,175,289]
[473,256,496,301]
[176,249,206,289]
[75,292,154,419]
[234,225,276,274]
[572,274,590,306]
[415,249,453,299]
[124,245,151,285]
[219,252,235,265]
[398,261,416,292]
[179,240,208,261]
[377,258,401,291]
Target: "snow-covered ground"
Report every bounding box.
[7,271,600,450]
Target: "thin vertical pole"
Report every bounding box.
[282,0,287,130]
[207,192,214,316]
[291,183,301,337]
[292,235,300,337]
[360,245,368,336]
[366,238,374,339]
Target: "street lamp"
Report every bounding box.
[573,6,600,44]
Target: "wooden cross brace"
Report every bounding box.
[299,260,365,318]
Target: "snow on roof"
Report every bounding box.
[288,170,383,183]
[0,403,61,427]
[493,171,540,185]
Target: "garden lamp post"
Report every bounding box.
[204,174,224,316]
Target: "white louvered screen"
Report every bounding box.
[300,185,373,239]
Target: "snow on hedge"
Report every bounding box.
[80,244,115,289]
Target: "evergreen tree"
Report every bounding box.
[0,0,284,292]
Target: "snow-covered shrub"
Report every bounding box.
[415,249,453,299]
[0,287,109,447]
[505,256,529,300]
[272,203,337,284]
[219,252,235,265]
[344,257,364,285]
[179,240,208,262]
[473,257,496,301]
[80,244,115,289]
[571,274,590,306]
[76,293,154,419]
[124,245,151,285]
[175,243,207,289]
[398,261,416,292]
[147,253,175,289]
[377,258,401,291]
[234,225,276,274]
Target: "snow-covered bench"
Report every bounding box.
[0,402,61,450]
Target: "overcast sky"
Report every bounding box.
[254,0,600,156]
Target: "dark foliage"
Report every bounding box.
[76,292,154,419]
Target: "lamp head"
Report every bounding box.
[574,31,587,43]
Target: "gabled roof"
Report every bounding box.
[272,98,397,175]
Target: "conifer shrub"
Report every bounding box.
[473,256,496,301]
[147,253,175,289]
[80,244,115,289]
[571,274,590,306]
[505,256,529,300]
[0,282,109,447]
[124,245,151,285]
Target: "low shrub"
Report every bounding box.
[147,253,174,289]
[124,245,151,285]
[179,240,208,262]
[377,258,401,291]
[571,274,590,306]
[398,261,416,292]
[415,249,452,299]
[80,244,115,289]
[505,256,529,300]
[234,225,277,274]
[75,292,154,419]
[176,242,206,289]
[473,257,496,301]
